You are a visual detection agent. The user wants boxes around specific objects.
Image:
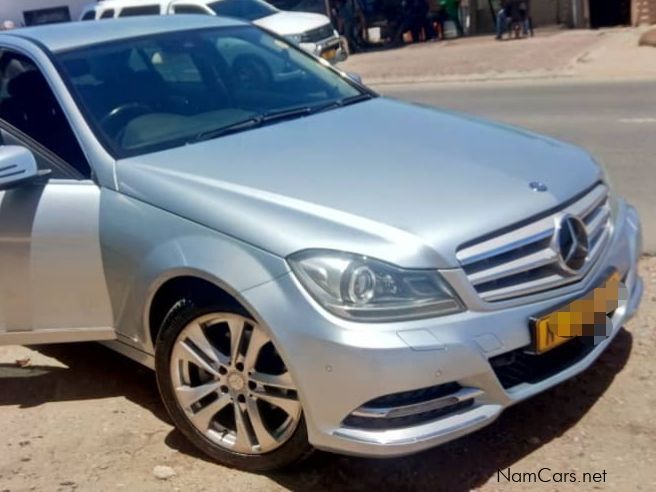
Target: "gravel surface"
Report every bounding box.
[1,258,655,491]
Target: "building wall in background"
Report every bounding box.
[0,0,90,26]
[632,0,656,24]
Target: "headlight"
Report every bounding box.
[286,34,302,44]
[288,250,463,322]
[593,156,619,222]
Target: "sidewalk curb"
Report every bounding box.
[365,72,656,88]
[364,72,576,87]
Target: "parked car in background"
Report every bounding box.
[0,16,643,472]
[80,0,347,63]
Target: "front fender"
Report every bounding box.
[99,189,289,353]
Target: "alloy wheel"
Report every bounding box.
[170,313,301,454]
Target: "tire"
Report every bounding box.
[155,299,313,471]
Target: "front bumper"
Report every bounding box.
[241,200,643,457]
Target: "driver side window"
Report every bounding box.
[0,50,91,178]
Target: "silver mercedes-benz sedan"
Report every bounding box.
[0,16,643,471]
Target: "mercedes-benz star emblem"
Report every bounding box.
[529,181,548,192]
[552,214,589,273]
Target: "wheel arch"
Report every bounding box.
[145,269,247,350]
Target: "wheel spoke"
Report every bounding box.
[245,397,278,450]
[243,327,269,372]
[185,320,229,366]
[249,371,296,391]
[228,318,246,365]
[232,402,254,453]
[253,391,301,417]
[175,381,221,409]
[189,393,231,431]
[178,340,220,377]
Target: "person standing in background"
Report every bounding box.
[415,0,436,41]
[440,0,463,37]
[495,0,509,39]
[339,0,361,53]
[393,0,420,44]
[427,0,444,39]
[519,0,533,36]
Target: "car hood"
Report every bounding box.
[117,98,602,269]
[254,11,330,36]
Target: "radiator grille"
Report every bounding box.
[301,23,334,43]
[457,184,611,302]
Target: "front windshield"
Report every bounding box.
[208,0,277,21]
[57,26,364,158]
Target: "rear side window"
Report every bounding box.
[173,5,209,14]
[81,10,95,20]
[100,9,115,19]
[119,6,160,17]
[208,0,277,21]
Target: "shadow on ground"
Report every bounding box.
[0,329,633,491]
[0,342,168,422]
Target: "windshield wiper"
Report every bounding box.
[311,93,374,114]
[189,107,316,144]
[260,106,314,122]
[190,117,262,143]
[189,95,373,144]
[340,93,375,106]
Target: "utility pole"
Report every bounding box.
[488,0,496,25]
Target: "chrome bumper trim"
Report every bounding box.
[350,387,483,419]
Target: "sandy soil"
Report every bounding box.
[1,258,655,492]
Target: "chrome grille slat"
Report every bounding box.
[587,226,610,259]
[586,204,611,240]
[478,273,577,302]
[567,185,607,219]
[458,225,553,266]
[469,248,559,286]
[457,184,612,302]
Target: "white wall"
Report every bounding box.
[0,0,93,26]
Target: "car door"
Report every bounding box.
[0,50,114,345]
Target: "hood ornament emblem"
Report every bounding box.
[529,181,548,192]
[552,214,589,274]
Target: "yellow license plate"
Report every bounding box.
[321,49,337,60]
[531,271,621,354]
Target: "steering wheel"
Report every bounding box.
[232,55,273,91]
[100,102,153,138]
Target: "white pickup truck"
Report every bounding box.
[80,0,347,63]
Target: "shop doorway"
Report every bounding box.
[589,0,630,28]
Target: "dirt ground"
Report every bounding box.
[1,258,655,492]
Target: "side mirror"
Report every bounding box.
[346,72,363,84]
[0,146,50,191]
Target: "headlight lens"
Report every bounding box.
[593,156,619,222]
[288,250,463,322]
